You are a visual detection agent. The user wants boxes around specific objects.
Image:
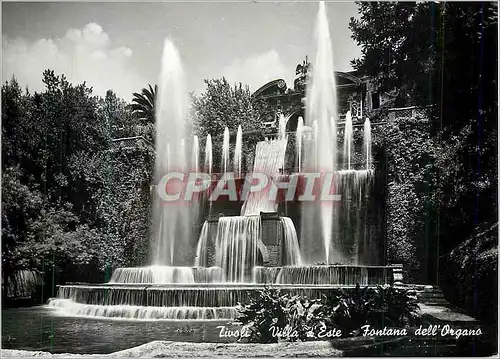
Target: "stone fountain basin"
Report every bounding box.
[106,264,395,285]
[54,282,394,308]
[50,264,396,320]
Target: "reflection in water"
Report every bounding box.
[1,306,235,354]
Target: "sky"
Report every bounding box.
[2,2,362,101]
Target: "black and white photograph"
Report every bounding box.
[1,1,498,357]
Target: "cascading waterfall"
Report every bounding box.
[335,170,375,264]
[343,111,353,170]
[296,117,304,172]
[195,221,210,267]
[5,270,41,299]
[222,127,230,174]
[214,216,264,282]
[205,134,213,175]
[108,266,231,285]
[151,38,192,266]
[241,139,288,215]
[363,118,372,170]
[51,284,368,310]
[252,265,391,285]
[47,299,237,320]
[192,266,225,283]
[110,266,195,284]
[281,217,302,266]
[278,114,288,140]
[234,125,242,178]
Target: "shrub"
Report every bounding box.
[441,223,498,323]
[234,287,290,343]
[235,284,421,343]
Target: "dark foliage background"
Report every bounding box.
[351,1,497,321]
[1,72,155,295]
[352,1,497,269]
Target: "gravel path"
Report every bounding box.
[2,340,342,358]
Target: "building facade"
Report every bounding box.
[252,57,393,133]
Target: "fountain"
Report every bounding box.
[149,39,193,267]
[296,116,304,172]
[301,0,338,265]
[205,134,213,175]
[234,125,242,178]
[363,118,372,170]
[47,2,391,321]
[343,111,353,170]
[222,127,230,174]
[192,135,200,172]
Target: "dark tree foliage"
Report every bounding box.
[442,223,498,323]
[189,78,266,173]
[350,2,498,284]
[2,72,154,294]
[131,84,157,125]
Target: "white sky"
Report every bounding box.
[2,2,361,101]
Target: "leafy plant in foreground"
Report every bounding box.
[235,285,422,343]
[234,287,289,343]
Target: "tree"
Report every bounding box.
[190,78,261,135]
[350,2,497,286]
[190,78,266,172]
[349,3,438,107]
[2,71,155,289]
[350,1,498,242]
[350,2,497,131]
[131,84,157,125]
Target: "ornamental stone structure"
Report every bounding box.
[252,56,395,134]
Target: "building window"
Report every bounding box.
[371,92,380,109]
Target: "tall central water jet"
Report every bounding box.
[301,1,339,264]
[151,39,192,266]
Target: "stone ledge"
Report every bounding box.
[2,340,343,358]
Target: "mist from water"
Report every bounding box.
[301,1,340,265]
[363,118,372,170]
[296,117,304,172]
[343,111,353,170]
[192,135,199,172]
[151,39,193,266]
[205,134,213,175]
[222,127,230,174]
[234,125,243,178]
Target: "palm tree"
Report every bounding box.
[131,84,157,124]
